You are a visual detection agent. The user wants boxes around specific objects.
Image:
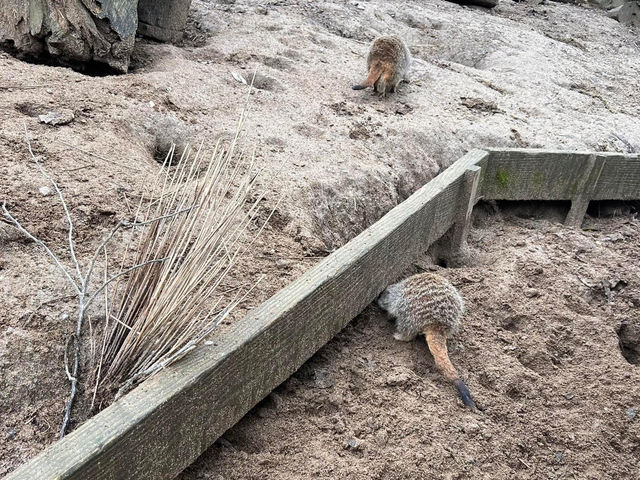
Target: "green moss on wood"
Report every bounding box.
[496,168,510,189]
[532,171,545,186]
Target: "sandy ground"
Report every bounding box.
[180,204,640,480]
[0,0,639,476]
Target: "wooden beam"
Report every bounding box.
[479,149,594,201]
[480,149,639,204]
[5,151,489,480]
[565,154,605,227]
[450,165,481,254]
[592,152,640,200]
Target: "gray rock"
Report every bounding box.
[0,0,137,72]
[138,0,193,43]
[591,0,625,9]
[39,110,74,126]
[608,1,640,27]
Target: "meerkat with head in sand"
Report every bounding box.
[377,272,476,409]
[352,35,411,97]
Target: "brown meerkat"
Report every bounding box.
[352,35,412,96]
[377,272,476,409]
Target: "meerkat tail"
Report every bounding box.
[425,325,476,410]
[352,63,384,90]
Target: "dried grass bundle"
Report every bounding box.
[91,125,270,405]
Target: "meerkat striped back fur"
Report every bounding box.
[377,273,476,409]
[352,35,411,97]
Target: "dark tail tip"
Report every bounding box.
[454,379,476,410]
[352,84,366,90]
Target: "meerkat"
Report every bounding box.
[377,272,476,409]
[352,35,411,97]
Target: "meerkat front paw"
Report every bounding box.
[393,332,415,342]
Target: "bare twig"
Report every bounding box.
[576,275,596,288]
[602,278,612,303]
[23,123,83,284]
[2,201,81,296]
[57,140,143,172]
[518,458,532,469]
[62,163,95,173]
[0,85,51,90]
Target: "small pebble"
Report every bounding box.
[275,259,292,270]
[626,407,637,420]
[38,186,52,196]
[345,437,363,450]
[7,429,16,440]
[524,288,540,298]
[462,422,480,434]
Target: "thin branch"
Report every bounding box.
[63,335,77,382]
[2,201,81,296]
[0,85,51,90]
[60,332,79,438]
[23,123,83,286]
[57,140,143,172]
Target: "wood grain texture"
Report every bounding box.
[565,154,604,227]
[451,165,481,252]
[592,153,640,200]
[5,151,489,480]
[480,149,593,200]
[480,149,640,202]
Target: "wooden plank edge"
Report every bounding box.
[481,149,640,201]
[5,150,490,480]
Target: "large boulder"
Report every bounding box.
[138,0,193,43]
[608,1,640,27]
[0,0,138,72]
[589,0,625,9]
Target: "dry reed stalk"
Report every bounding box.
[91,123,272,403]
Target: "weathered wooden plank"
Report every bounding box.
[5,150,490,480]
[565,154,605,227]
[480,149,640,202]
[592,153,640,200]
[450,165,482,252]
[479,149,594,201]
